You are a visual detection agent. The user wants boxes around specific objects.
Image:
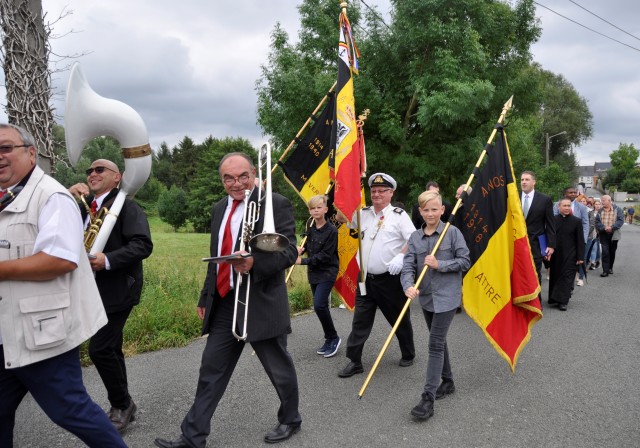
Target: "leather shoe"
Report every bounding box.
[398,357,414,367]
[608,269,613,275]
[154,436,191,448]
[600,272,609,277]
[110,400,136,432]
[558,304,567,311]
[338,361,364,378]
[264,423,301,444]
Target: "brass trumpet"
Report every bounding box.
[231,142,290,341]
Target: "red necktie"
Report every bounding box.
[91,200,98,215]
[216,199,242,298]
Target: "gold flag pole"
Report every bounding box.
[272,82,337,175]
[357,96,514,399]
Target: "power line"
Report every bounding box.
[534,1,640,53]
[357,0,391,31]
[568,0,640,43]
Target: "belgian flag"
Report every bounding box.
[461,125,542,371]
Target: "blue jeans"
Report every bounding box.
[311,281,338,340]
[590,238,601,264]
[0,347,127,448]
[421,308,456,399]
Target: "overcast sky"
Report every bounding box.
[1,0,638,166]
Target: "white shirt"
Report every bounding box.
[521,190,535,206]
[354,204,415,275]
[0,192,83,346]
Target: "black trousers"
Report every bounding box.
[345,273,415,363]
[180,296,301,448]
[88,307,133,410]
[599,231,618,272]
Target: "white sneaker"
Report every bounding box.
[576,279,584,287]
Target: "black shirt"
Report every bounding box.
[301,221,339,284]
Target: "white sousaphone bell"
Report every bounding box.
[65,62,152,255]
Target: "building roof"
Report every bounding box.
[594,162,612,173]
[578,165,595,177]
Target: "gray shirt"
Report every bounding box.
[401,221,470,313]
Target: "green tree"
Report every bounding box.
[157,186,189,231]
[539,69,593,174]
[605,143,639,190]
[172,136,200,190]
[154,142,174,188]
[257,0,543,205]
[535,162,570,201]
[187,137,256,233]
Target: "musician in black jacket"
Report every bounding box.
[69,159,153,432]
[154,152,301,448]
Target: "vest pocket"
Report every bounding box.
[19,293,70,350]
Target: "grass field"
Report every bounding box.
[106,216,317,361]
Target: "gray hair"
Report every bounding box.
[0,123,36,148]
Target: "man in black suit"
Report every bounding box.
[520,171,555,300]
[154,152,301,448]
[69,159,153,432]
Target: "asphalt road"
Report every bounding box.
[14,224,640,448]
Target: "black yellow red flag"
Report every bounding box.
[279,93,335,201]
[460,125,542,371]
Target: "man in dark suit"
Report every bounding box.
[520,171,555,302]
[154,152,301,448]
[69,159,153,432]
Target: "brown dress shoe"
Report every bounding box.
[110,400,136,432]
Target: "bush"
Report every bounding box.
[157,185,189,231]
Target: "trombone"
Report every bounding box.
[232,143,290,341]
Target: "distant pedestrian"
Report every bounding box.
[295,195,341,358]
[589,198,602,270]
[548,198,584,311]
[595,195,624,277]
[575,194,593,287]
[628,206,635,224]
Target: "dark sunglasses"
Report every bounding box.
[86,166,117,176]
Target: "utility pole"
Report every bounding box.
[545,131,567,167]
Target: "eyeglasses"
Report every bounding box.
[370,188,391,195]
[0,144,30,154]
[222,174,250,186]
[86,166,117,176]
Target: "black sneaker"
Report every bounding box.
[323,337,341,358]
[410,393,434,420]
[435,380,455,400]
[316,340,331,355]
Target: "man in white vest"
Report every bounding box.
[0,124,126,447]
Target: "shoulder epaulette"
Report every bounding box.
[393,207,405,214]
[362,206,371,211]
